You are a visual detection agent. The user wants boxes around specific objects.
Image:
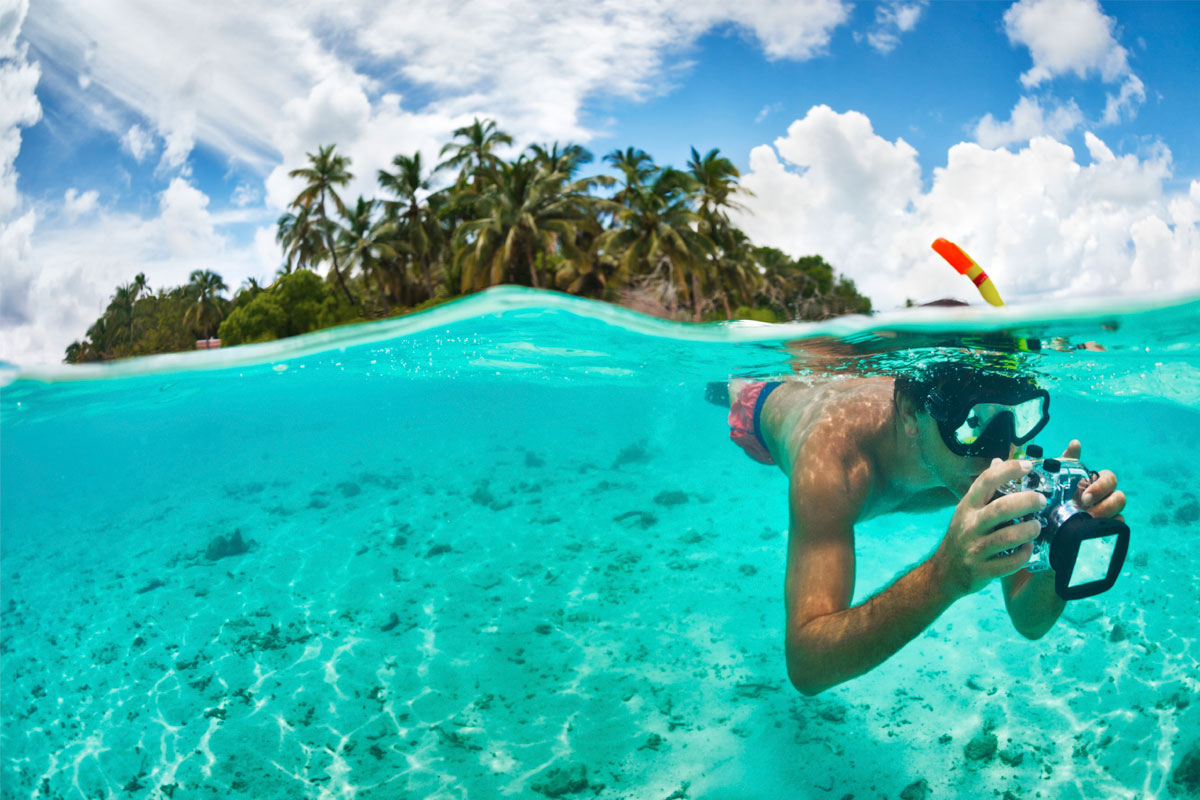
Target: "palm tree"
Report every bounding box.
[107,283,137,346]
[454,157,592,292]
[604,147,656,208]
[131,272,150,301]
[528,142,593,179]
[439,118,513,189]
[338,196,400,313]
[288,144,357,305]
[378,152,443,299]
[597,167,715,320]
[184,269,229,340]
[276,208,324,274]
[687,147,747,223]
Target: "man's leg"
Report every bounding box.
[704,379,751,408]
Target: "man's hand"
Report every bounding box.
[932,458,1046,600]
[1060,440,1126,520]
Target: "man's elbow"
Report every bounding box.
[1011,618,1057,640]
[785,643,831,696]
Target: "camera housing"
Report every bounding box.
[994,450,1130,600]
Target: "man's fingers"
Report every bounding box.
[1060,439,1082,459]
[981,518,1041,559]
[966,458,1033,509]
[979,490,1045,530]
[988,542,1034,577]
[1080,470,1117,506]
[1087,490,1127,519]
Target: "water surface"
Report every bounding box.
[3,287,1198,799]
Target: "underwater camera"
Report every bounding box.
[994,445,1130,600]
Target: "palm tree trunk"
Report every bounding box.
[420,253,434,299]
[319,187,358,306]
[526,238,540,289]
[691,269,703,322]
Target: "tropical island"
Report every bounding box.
[65,119,871,363]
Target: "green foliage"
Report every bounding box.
[219,270,358,345]
[68,120,877,363]
[731,306,780,323]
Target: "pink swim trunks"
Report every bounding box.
[728,381,783,465]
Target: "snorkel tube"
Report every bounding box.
[932,238,1006,307]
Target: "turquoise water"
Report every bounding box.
[2,287,1198,799]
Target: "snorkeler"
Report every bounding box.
[725,363,1127,696]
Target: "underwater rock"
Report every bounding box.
[1174,494,1199,524]
[965,731,998,762]
[613,510,657,529]
[425,544,452,558]
[639,733,665,751]
[815,701,846,723]
[1109,622,1128,642]
[205,530,252,561]
[532,764,588,797]
[899,778,929,800]
[525,451,545,467]
[1150,512,1168,527]
[739,564,758,576]
[381,612,399,632]
[470,481,495,506]
[136,579,165,594]
[999,748,1025,766]
[337,481,361,498]
[654,490,689,506]
[1171,740,1200,796]
[535,624,553,635]
[612,441,650,468]
[1131,551,1149,567]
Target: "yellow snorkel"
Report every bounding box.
[932,238,1006,307]
[931,238,1039,355]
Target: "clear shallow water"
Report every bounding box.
[2,287,1198,799]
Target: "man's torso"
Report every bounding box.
[756,377,956,521]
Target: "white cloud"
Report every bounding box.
[1003,0,1143,124]
[63,187,99,219]
[1005,0,1127,86]
[122,123,154,162]
[231,182,260,207]
[733,105,1199,310]
[21,0,854,178]
[0,0,40,220]
[1101,73,1145,125]
[0,208,36,326]
[974,96,1083,148]
[721,0,852,61]
[756,103,782,124]
[864,0,927,54]
[158,177,221,256]
[0,178,276,366]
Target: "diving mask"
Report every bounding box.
[925,382,1050,458]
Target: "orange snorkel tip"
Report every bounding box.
[931,238,1006,307]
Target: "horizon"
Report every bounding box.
[2,0,1199,366]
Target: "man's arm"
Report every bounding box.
[783,457,958,696]
[1001,569,1065,640]
[786,457,1045,695]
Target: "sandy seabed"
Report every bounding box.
[2,389,1198,800]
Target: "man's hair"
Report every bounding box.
[892,360,1039,414]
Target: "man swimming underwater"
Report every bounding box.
[725,363,1127,696]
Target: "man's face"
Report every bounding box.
[916,411,1014,497]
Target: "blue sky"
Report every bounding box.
[2,0,1198,365]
